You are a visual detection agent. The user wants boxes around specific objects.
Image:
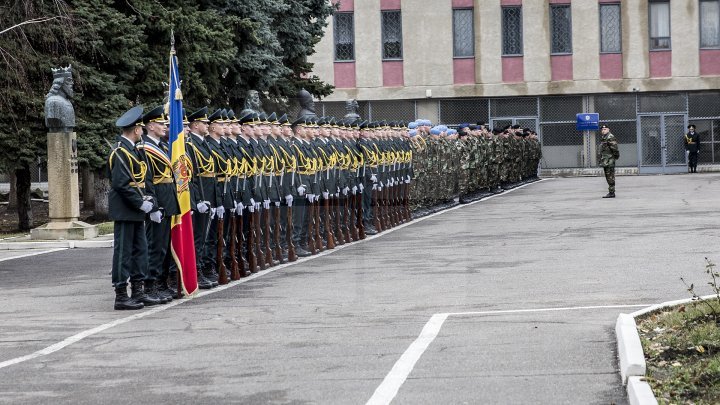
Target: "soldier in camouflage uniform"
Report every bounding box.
[598,124,619,198]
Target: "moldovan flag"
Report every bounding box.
[168,45,198,295]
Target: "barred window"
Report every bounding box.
[550,5,572,54]
[453,9,474,57]
[599,4,621,53]
[382,11,403,60]
[700,0,720,48]
[334,12,354,61]
[502,7,523,56]
[649,1,671,50]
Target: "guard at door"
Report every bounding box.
[684,124,700,173]
[598,124,619,198]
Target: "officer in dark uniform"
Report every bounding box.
[108,106,159,310]
[138,106,179,303]
[185,107,215,289]
[685,124,701,173]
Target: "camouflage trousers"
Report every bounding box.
[603,166,615,193]
[458,170,470,197]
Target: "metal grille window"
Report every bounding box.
[490,97,537,117]
[334,12,355,61]
[638,93,686,113]
[599,4,621,53]
[439,99,489,125]
[550,5,572,54]
[540,96,583,123]
[595,94,637,120]
[649,1,671,50]
[453,9,474,57]
[382,11,403,60]
[700,0,720,48]
[689,92,720,118]
[502,7,523,56]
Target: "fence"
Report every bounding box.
[316,90,720,169]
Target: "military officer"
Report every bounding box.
[685,124,701,173]
[108,106,159,310]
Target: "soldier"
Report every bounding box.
[138,105,179,304]
[684,124,700,173]
[185,107,216,289]
[108,106,159,310]
[598,124,619,198]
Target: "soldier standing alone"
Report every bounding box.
[598,124,619,198]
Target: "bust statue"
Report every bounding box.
[296,88,317,121]
[44,65,76,132]
[344,99,361,120]
[239,90,264,117]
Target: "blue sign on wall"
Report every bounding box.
[576,113,600,131]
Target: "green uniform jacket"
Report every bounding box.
[598,132,620,167]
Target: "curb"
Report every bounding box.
[616,294,716,405]
[0,239,112,250]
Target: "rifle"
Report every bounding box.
[273,203,282,262]
[372,185,381,232]
[306,196,317,255]
[228,211,240,280]
[324,195,335,249]
[334,193,344,245]
[263,203,273,265]
[216,212,228,285]
[286,202,297,262]
[357,190,366,240]
[314,198,323,252]
[247,206,258,272]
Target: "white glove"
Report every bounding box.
[216,206,225,219]
[406,175,411,182]
[322,191,329,199]
[248,204,255,213]
[308,194,315,203]
[250,198,256,206]
[140,201,153,213]
[196,201,209,214]
[274,201,280,207]
[263,200,270,209]
[343,187,349,195]
[297,185,306,196]
[149,210,162,223]
[254,202,260,211]
[352,186,357,195]
[210,207,216,219]
[371,174,377,182]
[359,183,364,193]
[372,184,377,191]
[235,202,244,215]
[285,194,294,206]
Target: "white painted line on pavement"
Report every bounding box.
[0,248,68,263]
[0,180,547,370]
[366,303,650,405]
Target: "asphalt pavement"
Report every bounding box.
[1,174,718,404]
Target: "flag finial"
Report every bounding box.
[170,29,176,54]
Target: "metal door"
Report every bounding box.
[638,114,687,174]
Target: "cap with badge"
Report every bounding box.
[116,105,145,129]
[208,108,224,123]
[142,105,166,125]
[187,107,210,123]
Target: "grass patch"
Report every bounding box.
[638,302,720,404]
[0,232,28,240]
[97,221,114,235]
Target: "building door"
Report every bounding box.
[490,117,537,131]
[637,114,687,174]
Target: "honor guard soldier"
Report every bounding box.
[108,106,159,310]
[138,105,180,303]
[685,124,701,173]
[186,107,216,289]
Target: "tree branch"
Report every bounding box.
[0,16,67,36]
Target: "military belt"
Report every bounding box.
[216,176,226,182]
[198,173,216,178]
[152,178,173,185]
[128,182,146,188]
[298,170,315,175]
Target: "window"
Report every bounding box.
[701,0,720,48]
[382,11,403,60]
[550,5,572,54]
[334,12,354,61]
[599,4,621,53]
[453,9,474,57]
[502,7,523,55]
[649,1,671,50]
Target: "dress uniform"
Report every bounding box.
[108,106,159,310]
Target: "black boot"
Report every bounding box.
[131,282,161,306]
[156,279,175,301]
[602,192,616,198]
[295,246,312,257]
[166,273,185,298]
[145,280,169,304]
[203,266,219,287]
[197,269,213,289]
[114,287,144,310]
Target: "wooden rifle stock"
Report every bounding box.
[306,198,317,255]
[372,187,381,231]
[217,216,228,285]
[273,204,282,261]
[334,195,344,245]
[246,208,257,273]
[229,213,240,280]
[286,205,297,261]
[324,196,336,249]
[263,207,273,264]
[314,200,323,251]
[357,191,365,239]
[254,209,266,270]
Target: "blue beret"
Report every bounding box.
[408,122,418,129]
[430,127,441,135]
[409,129,417,136]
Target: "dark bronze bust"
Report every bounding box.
[344,99,361,120]
[239,90,264,117]
[296,88,317,120]
[44,65,76,132]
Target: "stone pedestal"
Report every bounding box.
[31,132,97,240]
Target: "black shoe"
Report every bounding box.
[295,247,312,257]
[131,282,160,306]
[364,225,378,235]
[145,280,170,304]
[197,271,213,289]
[602,192,616,198]
[165,275,183,299]
[114,287,144,310]
[202,267,219,286]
